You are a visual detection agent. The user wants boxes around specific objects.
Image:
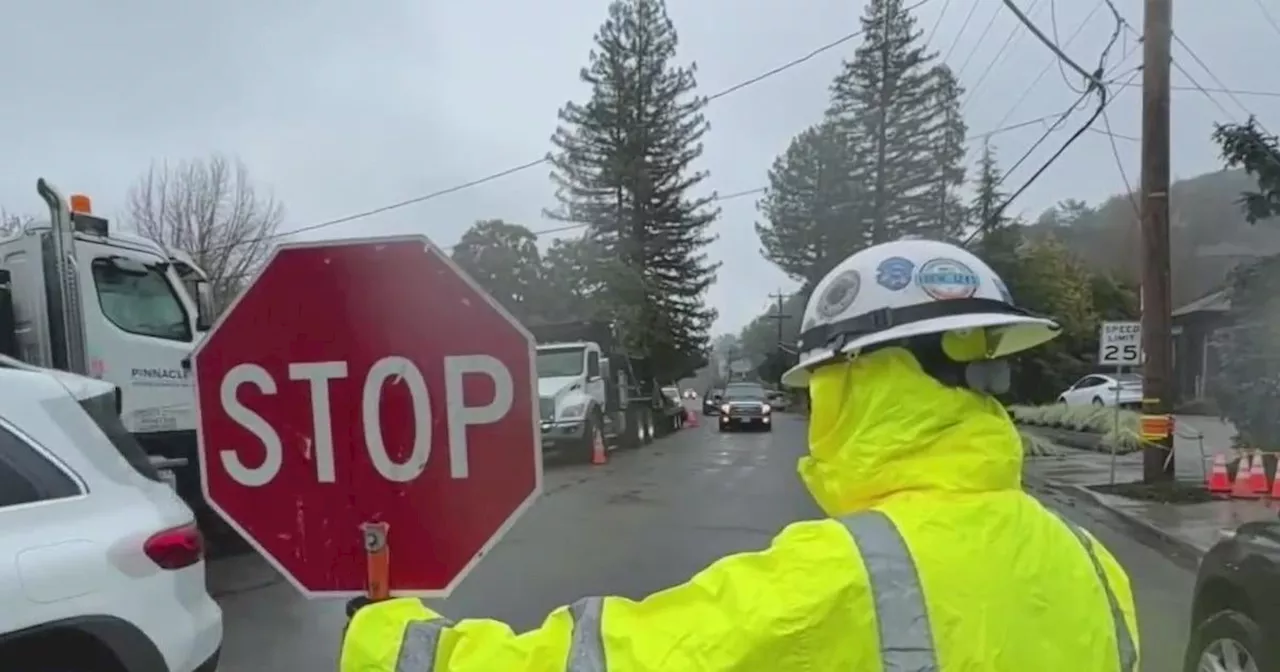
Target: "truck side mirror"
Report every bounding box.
[193,281,214,331]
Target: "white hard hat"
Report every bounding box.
[781,238,1061,388]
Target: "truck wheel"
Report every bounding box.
[621,408,642,449]
[578,414,605,463]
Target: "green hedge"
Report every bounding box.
[1007,404,1142,454]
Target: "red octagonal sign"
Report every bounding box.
[193,236,541,598]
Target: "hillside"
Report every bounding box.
[1027,168,1280,308]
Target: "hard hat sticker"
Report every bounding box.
[816,270,861,318]
[875,256,915,291]
[916,258,980,300]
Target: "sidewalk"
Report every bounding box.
[1024,447,1274,559]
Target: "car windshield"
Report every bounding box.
[725,385,767,400]
[91,258,191,341]
[537,348,585,377]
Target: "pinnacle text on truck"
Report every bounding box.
[531,319,687,461]
[0,179,216,517]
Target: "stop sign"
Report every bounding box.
[193,236,541,598]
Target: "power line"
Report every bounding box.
[1003,0,1105,91]
[925,0,956,48]
[482,109,1141,251]
[1171,31,1266,129]
[989,0,1105,131]
[207,0,940,256]
[943,0,983,63]
[1099,76,1141,220]
[960,9,1132,250]
[955,3,1006,77]
[1049,0,1087,93]
[962,0,1043,106]
[1251,0,1280,40]
[1109,81,1280,99]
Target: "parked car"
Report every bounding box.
[1057,373,1143,408]
[718,383,773,432]
[1183,519,1280,671]
[0,366,223,671]
[703,387,725,415]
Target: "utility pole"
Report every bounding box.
[1139,0,1174,483]
[768,290,791,353]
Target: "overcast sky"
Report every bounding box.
[2,0,1275,334]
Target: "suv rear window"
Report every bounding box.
[78,391,163,483]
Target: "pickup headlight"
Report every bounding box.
[720,404,731,414]
[559,402,586,420]
[762,404,772,413]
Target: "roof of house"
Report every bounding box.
[1172,288,1231,317]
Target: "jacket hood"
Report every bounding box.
[799,347,1023,517]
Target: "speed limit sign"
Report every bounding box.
[1098,321,1142,366]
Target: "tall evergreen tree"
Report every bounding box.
[547,0,718,381]
[969,141,1021,271]
[755,121,866,288]
[827,0,967,243]
[920,65,968,240]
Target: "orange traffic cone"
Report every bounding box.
[1268,457,1280,501]
[1248,451,1270,495]
[1207,454,1232,496]
[685,408,699,428]
[1232,453,1265,499]
[590,428,608,466]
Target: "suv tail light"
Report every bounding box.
[143,523,204,570]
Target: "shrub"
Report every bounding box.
[1019,429,1061,457]
[1007,404,1142,454]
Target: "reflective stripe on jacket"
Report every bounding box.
[340,348,1140,671]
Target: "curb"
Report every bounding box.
[1023,470,1208,568]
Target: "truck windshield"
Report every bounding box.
[537,348,585,377]
[91,258,192,342]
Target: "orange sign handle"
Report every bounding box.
[362,522,391,601]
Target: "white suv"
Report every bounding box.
[0,366,222,671]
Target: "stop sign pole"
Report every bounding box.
[193,235,542,598]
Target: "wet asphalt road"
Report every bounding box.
[212,409,1195,671]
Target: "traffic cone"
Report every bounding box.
[685,408,699,428]
[590,428,607,466]
[1268,456,1280,501]
[1206,454,1232,496]
[1232,453,1264,499]
[1248,451,1269,495]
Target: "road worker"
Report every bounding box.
[340,238,1140,671]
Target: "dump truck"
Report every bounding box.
[530,319,686,461]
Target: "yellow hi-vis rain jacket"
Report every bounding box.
[341,348,1140,671]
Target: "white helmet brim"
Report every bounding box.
[780,312,1060,388]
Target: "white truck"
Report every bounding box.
[532,320,686,461]
[0,179,215,516]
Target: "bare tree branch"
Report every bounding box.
[0,209,34,238]
[127,154,284,311]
